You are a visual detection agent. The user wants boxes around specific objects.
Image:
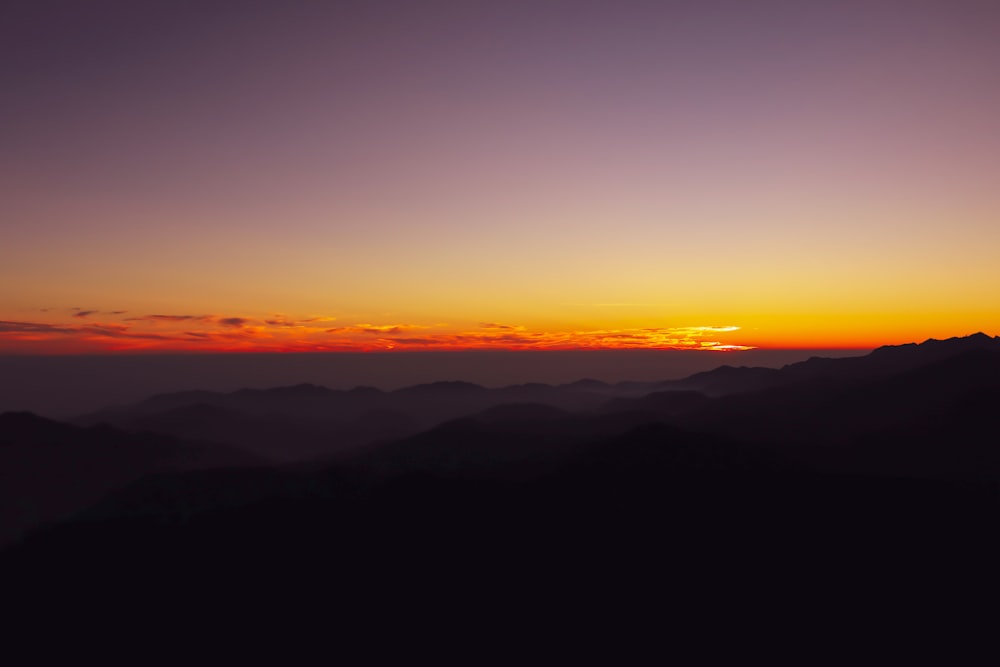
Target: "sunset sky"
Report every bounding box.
[3,0,999,353]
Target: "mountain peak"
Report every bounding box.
[875,332,1000,355]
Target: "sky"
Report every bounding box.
[3,0,999,354]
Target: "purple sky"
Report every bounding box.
[3,0,999,353]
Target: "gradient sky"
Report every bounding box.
[3,0,999,353]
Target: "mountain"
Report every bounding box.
[63,332,1000,471]
[3,333,1000,646]
[672,346,1000,476]
[657,365,783,395]
[0,411,258,546]
[71,378,615,460]
[603,389,711,416]
[5,401,997,647]
[659,332,1000,395]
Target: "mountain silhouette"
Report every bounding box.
[4,333,999,645]
[71,377,614,459]
[670,346,1000,477]
[660,332,1000,395]
[60,332,1000,472]
[0,411,257,546]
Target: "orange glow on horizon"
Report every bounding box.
[2,310,995,355]
[0,313,760,354]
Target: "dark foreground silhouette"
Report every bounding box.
[3,334,999,654]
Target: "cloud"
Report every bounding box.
[126,314,256,327]
[350,323,429,335]
[479,322,524,331]
[0,320,79,334]
[360,326,404,335]
[1,312,753,353]
[126,314,212,323]
[126,314,256,328]
[179,329,254,341]
[72,309,130,318]
[0,319,177,343]
[367,324,753,352]
[673,326,741,334]
[264,314,337,327]
[80,326,176,341]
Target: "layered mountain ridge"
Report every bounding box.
[2,332,998,621]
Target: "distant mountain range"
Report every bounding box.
[3,333,999,639]
[64,331,1000,463]
[658,331,1000,394]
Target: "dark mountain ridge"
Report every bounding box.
[71,378,617,459]
[659,332,1000,395]
[63,332,1000,466]
[0,411,258,546]
[3,333,999,646]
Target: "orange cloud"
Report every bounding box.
[351,324,429,334]
[0,313,753,353]
[126,314,214,323]
[479,322,525,331]
[263,314,337,327]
